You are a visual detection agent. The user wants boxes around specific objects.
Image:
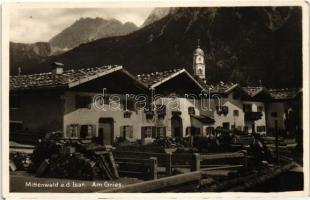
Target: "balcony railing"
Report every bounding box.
[244,111,262,121]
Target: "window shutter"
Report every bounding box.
[152,127,156,138]
[124,126,128,138]
[87,125,92,137]
[157,127,161,137]
[77,125,81,138]
[141,127,146,139]
[120,126,124,138]
[92,125,96,137]
[129,126,133,138]
[66,125,71,137]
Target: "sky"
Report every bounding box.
[10,7,154,43]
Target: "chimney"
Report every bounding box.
[52,62,64,75]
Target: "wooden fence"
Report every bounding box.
[115,157,157,180]
[113,150,248,179]
[103,171,202,193]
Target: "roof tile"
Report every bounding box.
[136,68,183,86]
[269,88,300,100]
[10,65,121,90]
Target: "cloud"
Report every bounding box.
[10,7,154,43]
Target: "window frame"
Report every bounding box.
[233,110,239,116]
[155,126,166,138]
[186,126,200,136]
[121,125,133,138]
[206,127,214,135]
[188,107,196,115]
[256,126,266,132]
[123,111,132,118]
[66,124,79,138]
[243,104,252,112]
[258,105,264,112]
[141,126,165,139]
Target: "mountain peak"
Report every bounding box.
[11,7,301,88]
[142,7,172,27]
[49,17,138,51]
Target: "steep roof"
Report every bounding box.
[10,65,147,91]
[202,82,249,96]
[136,68,182,86]
[10,64,301,101]
[136,68,205,90]
[269,88,301,100]
[242,86,273,99]
[136,69,254,96]
[242,87,264,97]
[190,114,215,124]
[193,47,204,55]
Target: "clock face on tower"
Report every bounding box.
[196,56,204,63]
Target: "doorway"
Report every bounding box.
[98,118,114,145]
[171,115,183,137]
[252,123,255,133]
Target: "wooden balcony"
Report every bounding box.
[244,111,262,121]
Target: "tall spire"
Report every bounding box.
[193,39,206,81]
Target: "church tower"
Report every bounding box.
[193,40,206,81]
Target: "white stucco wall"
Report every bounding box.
[197,93,245,130]
[62,90,272,140]
[63,91,154,140]
[154,97,200,137]
[213,94,245,130]
[243,101,267,134]
[63,92,203,140]
[196,93,267,134]
[266,102,286,130]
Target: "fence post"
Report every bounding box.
[149,157,158,180]
[190,136,194,147]
[166,152,172,176]
[275,130,279,163]
[241,150,248,168]
[191,153,200,171]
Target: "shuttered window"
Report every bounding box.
[188,107,195,115]
[206,127,214,135]
[80,124,96,138]
[233,110,239,116]
[141,126,152,138]
[186,127,200,136]
[258,106,264,112]
[120,125,133,138]
[257,126,266,132]
[141,126,165,139]
[66,124,79,138]
[156,127,166,138]
[243,104,252,112]
[66,124,96,138]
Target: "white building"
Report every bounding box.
[9,45,302,144]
